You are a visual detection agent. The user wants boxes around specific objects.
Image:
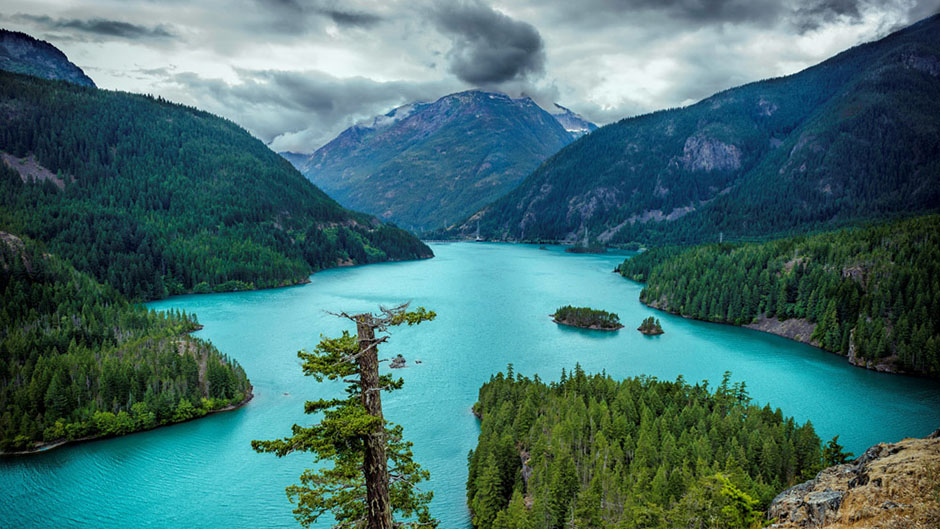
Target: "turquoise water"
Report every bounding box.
[2,242,939,528]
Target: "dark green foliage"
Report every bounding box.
[0,70,431,301]
[290,90,575,232]
[619,215,940,377]
[552,306,622,330]
[0,233,250,451]
[455,15,940,245]
[822,436,854,466]
[468,367,824,529]
[637,316,664,335]
[252,306,437,528]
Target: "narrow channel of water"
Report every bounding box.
[2,243,938,528]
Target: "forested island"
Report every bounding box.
[468,366,832,529]
[618,215,940,378]
[551,306,623,330]
[0,233,251,453]
[637,316,664,335]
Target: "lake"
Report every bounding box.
[2,242,939,528]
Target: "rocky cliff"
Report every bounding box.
[768,430,940,528]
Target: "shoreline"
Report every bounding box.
[551,316,623,332]
[1,388,254,457]
[627,282,917,377]
[145,252,435,303]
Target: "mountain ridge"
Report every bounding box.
[447,14,940,244]
[283,90,595,231]
[0,28,95,87]
[0,69,431,301]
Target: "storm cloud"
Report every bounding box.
[153,67,460,151]
[13,14,176,40]
[432,1,545,85]
[3,0,938,152]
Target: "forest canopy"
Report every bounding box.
[0,232,250,452]
[618,215,940,377]
[0,70,431,301]
[467,366,827,529]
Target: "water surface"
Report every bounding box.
[3,242,939,528]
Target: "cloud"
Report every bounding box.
[152,67,460,152]
[13,14,176,40]
[315,8,383,28]
[432,0,545,85]
[253,0,384,33]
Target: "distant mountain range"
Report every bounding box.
[283,90,595,231]
[448,15,940,244]
[0,29,95,87]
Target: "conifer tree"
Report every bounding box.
[251,303,437,529]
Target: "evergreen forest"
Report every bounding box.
[618,215,940,377]
[0,232,250,451]
[0,70,431,301]
[467,366,829,529]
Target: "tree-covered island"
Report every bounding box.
[551,306,623,331]
[638,316,664,335]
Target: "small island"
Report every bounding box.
[564,243,607,254]
[638,316,664,335]
[551,305,623,331]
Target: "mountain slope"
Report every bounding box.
[454,15,940,244]
[0,70,431,300]
[0,29,95,87]
[0,231,250,452]
[550,103,598,138]
[287,91,584,231]
[618,215,940,378]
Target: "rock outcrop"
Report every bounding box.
[768,431,940,528]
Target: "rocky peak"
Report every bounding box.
[0,29,95,87]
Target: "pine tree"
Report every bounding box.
[251,303,437,529]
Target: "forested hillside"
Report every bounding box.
[618,215,940,377]
[0,232,250,452]
[467,367,829,529]
[0,70,431,301]
[452,15,940,244]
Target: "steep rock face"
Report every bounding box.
[453,14,940,244]
[0,29,95,87]
[284,91,586,231]
[768,432,940,528]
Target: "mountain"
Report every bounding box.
[285,90,589,231]
[0,29,95,87]
[0,231,251,452]
[549,103,598,138]
[0,69,431,301]
[452,15,940,244]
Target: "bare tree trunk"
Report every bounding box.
[356,316,393,529]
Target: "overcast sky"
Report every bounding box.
[4,0,938,152]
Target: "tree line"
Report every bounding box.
[618,215,940,377]
[467,365,832,529]
[0,70,430,302]
[0,233,250,451]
